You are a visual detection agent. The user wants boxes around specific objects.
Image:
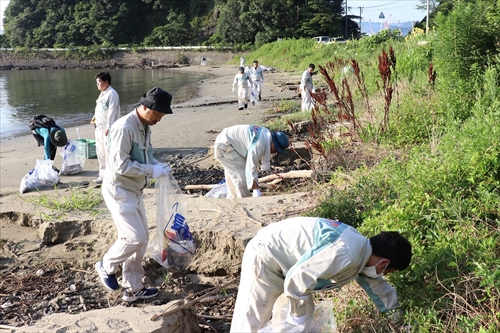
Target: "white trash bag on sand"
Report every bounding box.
[205,179,228,198]
[20,159,60,194]
[258,300,336,333]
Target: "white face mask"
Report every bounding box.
[362,259,389,278]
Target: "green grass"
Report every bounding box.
[25,186,103,218]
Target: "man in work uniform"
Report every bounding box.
[230,216,412,332]
[214,124,289,198]
[248,60,265,103]
[232,67,253,110]
[91,72,121,184]
[300,63,315,112]
[95,87,172,302]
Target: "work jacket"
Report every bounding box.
[255,217,400,318]
[233,72,252,90]
[95,86,120,130]
[216,125,272,190]
[105,110,159,193]
[248,66,264,82]
[300,69,313,92]
[33,126,65,160]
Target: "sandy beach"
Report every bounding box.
[0,64,300,195]
[0,64,324,332]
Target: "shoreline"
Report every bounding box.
[0,65,214,144]
[0,64,300,194]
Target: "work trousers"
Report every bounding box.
[252,80,262,98]
[301,86,313,112]
[237,86,250,109]
[230,237,314,332]
[214,140,250,198]
[102,184,148,293]
[94,127,107,179]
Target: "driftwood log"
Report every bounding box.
[184,170,315,191]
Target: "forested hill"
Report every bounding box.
[0,0,360,48]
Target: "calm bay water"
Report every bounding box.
[0,68,211,141]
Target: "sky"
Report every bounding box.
[0,0,426,31]
[348,0,426,23]
[0,0,8,30]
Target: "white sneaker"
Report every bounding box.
[93,177,103,184]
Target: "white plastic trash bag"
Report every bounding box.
[149,173,195,271]
[258,300,336,333]
[250,90,258,105]
[205,179,228,198]
[60,140,86,175]
[20,159,60,194]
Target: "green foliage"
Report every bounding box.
[215,0,349,45]
[357,29,403,49]
[144,11,194,46]
[431,1,499,122]
[2,0,212,47]
[262,100,307,132]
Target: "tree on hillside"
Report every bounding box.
[144,11,194,46]
[215,0,349,45]
[2,0,209,47]
[417,0,477,26]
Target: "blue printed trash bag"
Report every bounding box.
[148,173,195,271]
[60,140,86,175]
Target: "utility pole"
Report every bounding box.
[426,0,429,34]
[345,0,348,39]
[357,7,363,35]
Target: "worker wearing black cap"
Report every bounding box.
[95,87,173,303]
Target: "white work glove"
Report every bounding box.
[152,164,170,179]
[232,87,235,93]
[286,313,307,327]
[252,189,262,197]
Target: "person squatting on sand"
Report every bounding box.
[230,216,412,332]
[30,115,68,171]
[95,87,173,302]
[214,124,289,198]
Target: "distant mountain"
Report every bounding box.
[360,21,417,36]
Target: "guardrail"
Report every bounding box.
[0,46,233,51]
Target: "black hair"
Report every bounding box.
[95,72,112,85]
[308,63,315,70]
[369,231,412,271]
[253,60,258,63]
